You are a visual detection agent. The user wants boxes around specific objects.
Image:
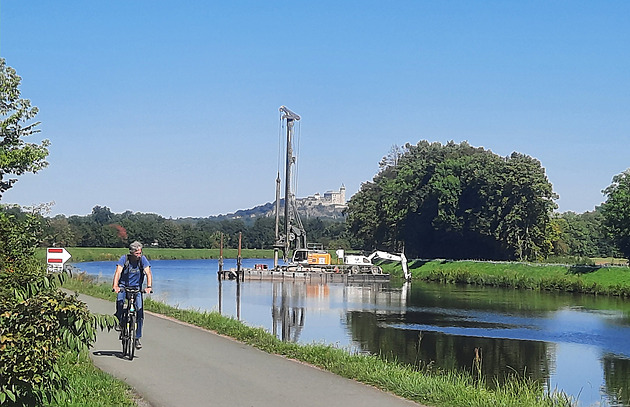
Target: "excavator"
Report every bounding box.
[338,250,411,281]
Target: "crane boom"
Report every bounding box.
[279,105,301,121]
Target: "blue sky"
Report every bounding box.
[1,1,628,218]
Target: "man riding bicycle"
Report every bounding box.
[113,241,153,349]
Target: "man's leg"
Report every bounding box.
[115,291,125,326]
[135,292,144,338]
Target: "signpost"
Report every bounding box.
[46,247,72,272]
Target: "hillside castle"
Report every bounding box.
[299,185,346,207]
[210,185,348,222]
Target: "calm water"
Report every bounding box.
[76,259,630,407]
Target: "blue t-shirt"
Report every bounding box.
[117,254,150,287]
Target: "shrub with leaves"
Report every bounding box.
[0,207,115,406]
[1,57,116,406]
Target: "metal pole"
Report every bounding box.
[283,118,293,262]
[274,173,281,270]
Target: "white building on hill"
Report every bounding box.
[300,185,347,207]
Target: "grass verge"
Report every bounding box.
[380,259,630,296]
[62,276,575,407]
[49,349,138,407]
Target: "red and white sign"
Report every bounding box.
[47,248,72,265]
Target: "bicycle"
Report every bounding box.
[116,286,146,360]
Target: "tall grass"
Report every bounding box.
[63,277,575,407]
[49,350,138,407]
[380,260,630,297]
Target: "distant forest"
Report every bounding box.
[39,205,351,252]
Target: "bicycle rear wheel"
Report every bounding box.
[128,313,136,361]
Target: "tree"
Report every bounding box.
[552,209,617,258]
[601,170,630,259]
[90,205,113,226]
[43,215,78,247]
[0,58,49,198]
[346,141,558,260]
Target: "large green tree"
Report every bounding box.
[347,141,558,261]
[0,58,49,198]
[601,169,630,259]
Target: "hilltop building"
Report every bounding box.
[299,185,346,207]
[211,184,348,222]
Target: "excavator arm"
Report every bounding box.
[367,251,411,281]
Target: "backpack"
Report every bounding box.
[123,254,145,274]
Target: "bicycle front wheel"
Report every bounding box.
[128,313,136,361]
[121,318,130,357]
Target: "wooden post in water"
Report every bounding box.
[236,274,241,320]
[218,276,222,314]
[237,232,243,282]
[218,233,224,280]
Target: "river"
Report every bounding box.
[75,258,630,407]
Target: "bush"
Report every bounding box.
[0,207,116,405]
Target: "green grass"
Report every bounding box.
[63,276,575,407]
[49,349,138,407]
[379,259,630,297]
[37,247,275,263]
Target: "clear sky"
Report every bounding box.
[1,1,628,218]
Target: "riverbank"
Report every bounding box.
[62,276,574,407]
[391,259,630,297]
[47,247,630,297]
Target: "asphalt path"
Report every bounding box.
[80,293,423,407]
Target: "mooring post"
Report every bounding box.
[237,232,242,282]
[236,277,241,320]
[218,233,224,280]
[218,275,222,314]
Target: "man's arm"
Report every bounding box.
[113,265,123,293]
[144,266,153,293]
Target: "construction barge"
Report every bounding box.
[218,106,409,284]
[243,266,389,283]
[219,258,391,283]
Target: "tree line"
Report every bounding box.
[28,138,630,261]
[41,205,349,251]
[36,197,623,263]
[346,141,628,261]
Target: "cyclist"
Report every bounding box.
[113,241,153,349]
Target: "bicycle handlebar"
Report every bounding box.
[112,287,154,293]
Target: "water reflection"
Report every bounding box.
[271,282,306,342]
[603,355,630,406]
[76,259,630,406]
[346,309,550,386]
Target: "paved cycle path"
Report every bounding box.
[81,293,423,407]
